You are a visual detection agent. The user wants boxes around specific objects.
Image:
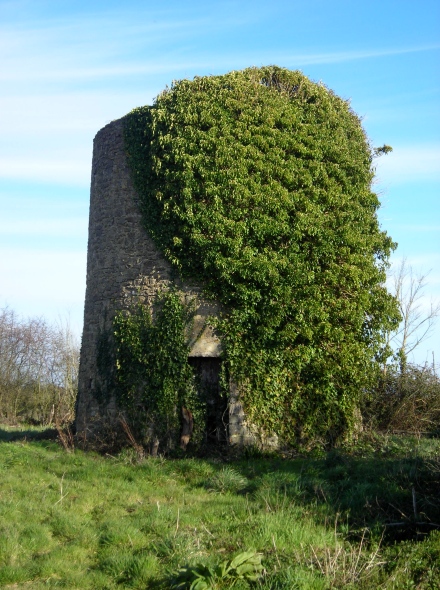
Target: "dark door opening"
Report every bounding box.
[188,357,228,444]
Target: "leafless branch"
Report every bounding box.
[387,259,440,370]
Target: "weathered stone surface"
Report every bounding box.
[75,116,255,446]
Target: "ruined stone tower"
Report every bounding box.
[75,117,251,446]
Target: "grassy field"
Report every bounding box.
[0,426,439,589]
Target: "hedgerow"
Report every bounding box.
[123,66,400,446]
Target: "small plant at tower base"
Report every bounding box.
[113,290,206,454]
[171,550,264,589]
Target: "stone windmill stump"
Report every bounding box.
[75,117,253,447]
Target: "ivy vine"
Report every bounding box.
[122,66,400,446]
[112,290,205,448]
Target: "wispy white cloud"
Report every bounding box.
[388,225,440,232]
[0,218,87,238]
[375,144,440,184]
[0,156,90,186]
[0,90,157,185]
[362,102,440,127]
[0,248,85,291]
[389,254,440,291]
[3,45,439,84]
[282,44,440,67]
[0,247,86,335]
[0,11,251,84]
[1,5,439,84]
[0,91,154,134]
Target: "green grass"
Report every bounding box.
[0,427,439,588]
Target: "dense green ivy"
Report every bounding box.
[123,66,400,445]
[113,291,205,447]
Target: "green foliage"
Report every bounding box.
[124,65,400,445]
[172,550,264,589]
[113,290,205,447]
[373,144,393,157]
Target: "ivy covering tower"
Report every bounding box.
[121,65,400,445]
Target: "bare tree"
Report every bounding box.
[388,259,440,372]
[47,318,80,423]
[0,307,80,424]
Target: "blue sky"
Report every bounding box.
[0,0,439,363]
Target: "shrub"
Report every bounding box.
[362,363,440,434]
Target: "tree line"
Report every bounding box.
[0,307,79,426]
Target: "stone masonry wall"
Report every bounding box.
[75,117,255,446]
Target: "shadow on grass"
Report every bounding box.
[0,425,58,443]
[182,434,440,546]
[226,447,440,544]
